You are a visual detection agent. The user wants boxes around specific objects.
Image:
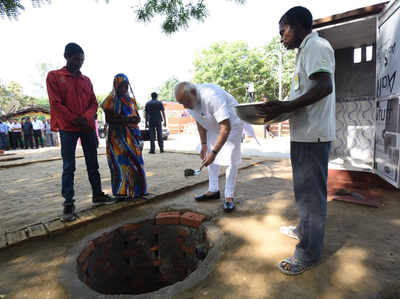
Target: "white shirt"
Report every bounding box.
[32,119,44,130]
[289,32,336,142]
[11,123,21,132]
[187,84,244,166]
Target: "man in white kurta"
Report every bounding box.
[175,82,247,212]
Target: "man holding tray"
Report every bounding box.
[256,6,335,275]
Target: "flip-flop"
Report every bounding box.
[277,256,314,275]
[280,226,299,240]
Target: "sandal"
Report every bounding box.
[280,226,299,240]
[277,256,313,275]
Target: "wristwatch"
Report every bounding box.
[212,149,218,155]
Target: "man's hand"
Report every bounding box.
[201,151,216,169]
[72,116,93,132]
[200,144,208,160]
[163,121,167,128]
[71,116,87,127]
[255,101,290,122]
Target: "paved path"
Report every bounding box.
[0,144,265,234]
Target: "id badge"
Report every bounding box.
[294,74,300,90]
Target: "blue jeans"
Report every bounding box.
[60,130,102,206]
[291,141,331,265]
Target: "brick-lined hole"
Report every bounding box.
[77,219,209,295]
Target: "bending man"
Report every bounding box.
[175,82,251,213]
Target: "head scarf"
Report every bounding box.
[112,73,135,98]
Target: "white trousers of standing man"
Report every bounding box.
[208,164,238,198]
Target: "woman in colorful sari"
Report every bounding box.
[102,73,147,200]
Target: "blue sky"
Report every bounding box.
[0,0,382,105]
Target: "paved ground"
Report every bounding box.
[0,143,264,234]
[0,159,399,299]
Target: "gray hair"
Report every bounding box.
[174,81,197,98]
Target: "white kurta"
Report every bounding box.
[188,84,252,166]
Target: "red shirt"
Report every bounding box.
[46,67,98,132]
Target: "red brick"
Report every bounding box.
[78,241,95,265]
[156,211,180,225]
[153,259,161,267]
[120,223,142,233]
[82,259,89,273]
[123,249,138,257]
[176,236,185,244]
[180,212,206,228]
[178,226,191,236]
[93,232,112,246]
[181,244,194,255]
[152,226,160,234]
[151,245,160,251]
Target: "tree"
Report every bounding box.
[33,62,55,98]
[1,0,245,34]
[192,37,296,103]
[156,77,179,101]
[0,80,34,114]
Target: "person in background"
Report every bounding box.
[0,118,10,150]
[44,119,55,146]
[32,116,44,148]
[102,73,147,200]
[22,117,34,149]
[46,42,114,222]
[145,92,166,154]
[10,119,23,150]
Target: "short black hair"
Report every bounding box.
[151,92,158,99]
[64,42,84,59]
[279,6,313,32]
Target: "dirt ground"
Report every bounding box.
[0,155,399,299]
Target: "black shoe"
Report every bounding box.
[62,204,76,222]
[149,151,155,154]
[160,149,164,153]
[195,191,220,201]
[92,192,115,207]
[223,200,235,213]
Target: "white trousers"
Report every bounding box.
[208,164,238,198]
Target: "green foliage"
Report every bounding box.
[193,37,296,103]
[1,0,245,34]
[0,0,47,18]
[156,77,179,101]
[136,0,246,33]
[0,80,35,114]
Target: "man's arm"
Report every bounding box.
[256,72,333,121]
[285,72,332,112]
[200,119,231,169]
[82,81,99,123]
[144,103,149,128]
[46,72,80,123]
[161,110,167,127]
[196,121,208,160]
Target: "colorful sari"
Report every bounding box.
[101,74,147,198]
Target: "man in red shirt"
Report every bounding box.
[47,43,114,222]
